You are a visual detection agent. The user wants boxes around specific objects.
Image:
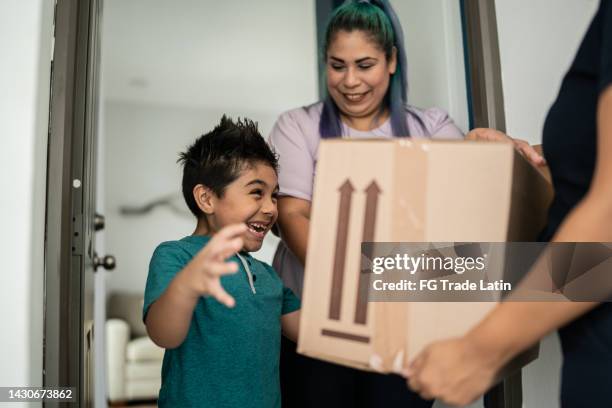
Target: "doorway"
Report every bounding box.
[44,1,514,407]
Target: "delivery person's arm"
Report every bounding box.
[277,197,311,265]
[404,86,612,407]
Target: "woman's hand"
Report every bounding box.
[403,335,504,407]
[466,128,546,167]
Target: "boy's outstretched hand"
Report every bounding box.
[145,224,247,349]
[176,223,247,308]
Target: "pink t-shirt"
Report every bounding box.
[268,101,464,296]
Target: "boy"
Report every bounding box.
[143,116,301,407]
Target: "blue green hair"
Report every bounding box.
[320,0,410,138]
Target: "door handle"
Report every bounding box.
[93,252,116,271]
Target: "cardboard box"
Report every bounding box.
[298,139,552,373]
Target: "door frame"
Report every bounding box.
[462,0,507,132]
[44,0,101,406]
[45,0,515,406]
[462,2,522,407]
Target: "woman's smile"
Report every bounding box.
[343,90,371,103]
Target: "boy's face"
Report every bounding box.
[206,162,279,252]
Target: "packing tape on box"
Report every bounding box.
[372,302,409,373]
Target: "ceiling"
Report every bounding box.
[100,0,319,111]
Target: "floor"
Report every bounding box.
[110,401,156,407]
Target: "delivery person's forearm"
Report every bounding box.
[467,301,598,368]
[146,278,199,348]
[469,184,612,365]
[553,193,612,242]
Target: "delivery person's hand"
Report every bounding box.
[175,223,247,308]
[403,335,503,407]
[466,128,546,167]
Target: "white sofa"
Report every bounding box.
[106,293,164,404]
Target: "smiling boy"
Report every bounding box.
[143,116,300,407]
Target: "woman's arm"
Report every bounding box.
[281,310,301,342]
[267,110,317,266]
[277,196,311,265]
[405,85,612,406]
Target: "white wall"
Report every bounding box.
[496,0,599,144]
[394,0,470,133]
[495,2,599,407]
[0,0,54,399]
[102,0,319,113]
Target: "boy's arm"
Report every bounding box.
[281,310,300,343]
[145,272,202,349]
[145,224,246,349]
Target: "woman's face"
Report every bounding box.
[326,30,396,125]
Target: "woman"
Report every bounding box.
[405,1,612,407]
[268,0,463,406]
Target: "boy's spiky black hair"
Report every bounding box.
[178,115,278,218]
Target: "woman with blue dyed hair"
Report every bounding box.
[268,0,462,406]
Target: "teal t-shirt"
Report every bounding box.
[143,235,301,408]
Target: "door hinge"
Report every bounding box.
[72,213,83,256]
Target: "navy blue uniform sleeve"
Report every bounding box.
[143,242,189,322]
[600,1,612,91]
